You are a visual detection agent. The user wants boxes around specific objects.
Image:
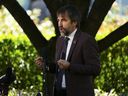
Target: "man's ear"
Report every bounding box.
[73,21,77,27]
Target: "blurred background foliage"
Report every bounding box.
[96,2,128,40]
[95,37,128,95]
[0,6,54,94]
[0,1,128,95]
[95,2,128,95]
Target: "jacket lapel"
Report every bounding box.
[67,30,80,61]
[56,36,65,60]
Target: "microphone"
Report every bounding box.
[0,67,16,86]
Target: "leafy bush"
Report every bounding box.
[95,2,128,94]
[95,88,118,96]
[0,34,42,93]
[95,37,128,94]
[8,88,118,96]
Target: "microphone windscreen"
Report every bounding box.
[6,67,12,77]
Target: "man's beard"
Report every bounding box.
[60,28,70,36]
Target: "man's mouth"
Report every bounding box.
[59,27,64,32]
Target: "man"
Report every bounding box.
[35,4,101,96]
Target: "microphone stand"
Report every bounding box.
[42,59,49,96]
[0,85,9,96]
[0,67,16,96]
[37,47,49,96]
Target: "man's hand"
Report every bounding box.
[35,57,44,69]
[57,59,70,70]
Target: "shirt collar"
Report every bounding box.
[66,29,77,40]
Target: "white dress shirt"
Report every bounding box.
[62,29,77,88]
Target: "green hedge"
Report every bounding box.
[95,36,128,94]
[0,34,42,93]
[0,34,128,94]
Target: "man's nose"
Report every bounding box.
[58,21,62,26]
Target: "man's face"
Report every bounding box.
[57,12,77,36]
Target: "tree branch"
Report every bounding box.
[98,22,128,52]
[1,0,48,54]
[85,0,115,37]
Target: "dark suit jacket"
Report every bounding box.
[49,30,101,96]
